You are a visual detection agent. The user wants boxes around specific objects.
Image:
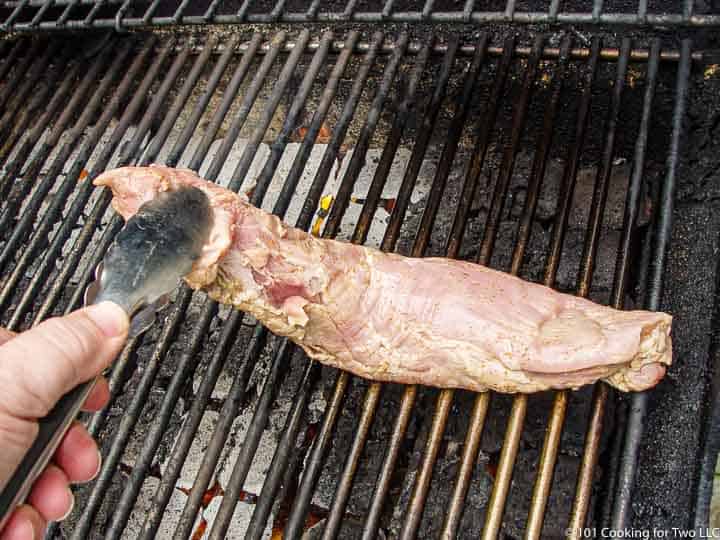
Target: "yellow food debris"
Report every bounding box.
[705,64,719,79]
[311,194,334,237]
[319,194,333,214]
[311,218,324,237]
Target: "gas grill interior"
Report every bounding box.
[0,1,719,539]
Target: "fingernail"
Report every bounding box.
[85,302,129,338]
[58,489,75,521]
[72,447,103,486]
[89,448,102,482]
[23,519,35,540]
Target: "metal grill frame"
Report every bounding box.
[0,0,718,32]
[0,30,695,538]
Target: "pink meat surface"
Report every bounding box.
[95,165,673,393]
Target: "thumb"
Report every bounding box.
[0,302,128,419]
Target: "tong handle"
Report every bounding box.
[0,378,97,531]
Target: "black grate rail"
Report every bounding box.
[0,0,719,33]
[0,30,693,538]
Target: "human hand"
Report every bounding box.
[0,302,128,540]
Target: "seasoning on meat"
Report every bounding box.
[95,165,673,393]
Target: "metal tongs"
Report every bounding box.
[0,185,213,530]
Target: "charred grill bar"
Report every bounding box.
[0,5,712,538]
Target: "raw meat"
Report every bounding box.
[95,166,673,393]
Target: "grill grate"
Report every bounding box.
[0,30,693,538]
[0,0,718,32]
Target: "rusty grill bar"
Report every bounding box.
[0,0,719,32]
[0,29,693,538]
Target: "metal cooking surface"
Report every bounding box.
[0,0,717,32]
[0,30,693,538]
